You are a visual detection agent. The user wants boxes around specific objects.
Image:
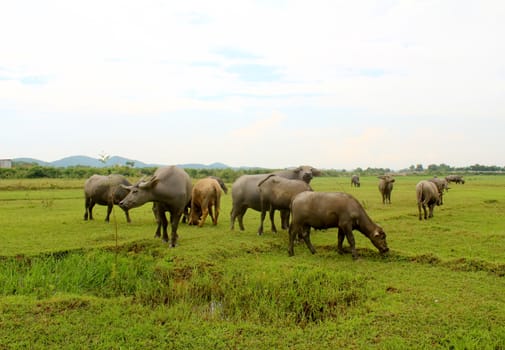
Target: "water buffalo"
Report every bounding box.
[378,175,395,204]
[288,191,389,259]
[208,176,228,194]
[119,166,192,247]
[416,180,441,220]
[351,175,360,187]
[152,176,226,233]
[84,174,132,223]
[230,165,321,231]
[445,175,465,184]
[257,174,312,235]
[428,177,449,205]
[188,177,223,227]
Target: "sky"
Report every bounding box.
[1,0,504,170]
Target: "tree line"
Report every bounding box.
[1,162,503,182]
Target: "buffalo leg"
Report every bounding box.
[123,208,131,223]
[208,204,215,224]
[280,210,290,230]
[230,206,246,231]
[258,209,267,235]
[288,224,297,256]
[88,201,96,220]
[153,204,162,238]
[422,203,428,220]
[428,204,435,218]
[337,229,346,254]
[342,227,358,259]
[105,204,113,222]
[213,204,219,225]
[269,209,277,234]
[84,197,91,220]
[160,211,169,241]
[301,230,316,254]
[199,206,209,227]
[169,211,182,247]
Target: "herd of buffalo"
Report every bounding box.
[83,166,465,259]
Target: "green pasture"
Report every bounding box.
[1,175,504,349]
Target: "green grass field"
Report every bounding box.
[1,175,504,349]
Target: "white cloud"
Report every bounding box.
[1,1,504,168]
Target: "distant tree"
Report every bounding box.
[125,161,135,168]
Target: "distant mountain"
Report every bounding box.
[180,162,230,169]
[12,155,233,169]
[13,158,51,166]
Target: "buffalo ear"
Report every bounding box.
[311,168,322,176]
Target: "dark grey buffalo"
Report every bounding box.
[119,166,192,247]
[257,174,312,235]
[416,180,441,220]
[351,175,360,187]
[84,174,132,222]
[230,165,321,231]
[445,175,465,184]
[378,175,395,204]
[288,191,389,259]
[208,176,228,194]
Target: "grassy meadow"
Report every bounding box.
[0,175,504,349]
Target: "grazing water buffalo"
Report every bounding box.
[84,174,132,223]
[351,175,360,187]
[378,175,395,204]
[416,180,441,220]
[288,191,389,259]
[445,175,465,184]
[428,177,449,205]
[189,177,223,227]
[119,166,192,247]
[152,176,226,232]
[257,174,312,235]
[230,165,320,231]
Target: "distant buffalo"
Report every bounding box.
[416,180,441,220]
[378,175,395,204]
[351,175,360,187]
[230,165,321,231]
[288,191,389,259]
[445,175,465,184]
[119,166,192,247]
[84,174,132,223]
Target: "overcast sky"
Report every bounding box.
[1,1,504,169]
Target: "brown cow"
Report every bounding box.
[416,180,441,220]
[188,177,223,227]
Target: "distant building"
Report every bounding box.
[0,159,12,168]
